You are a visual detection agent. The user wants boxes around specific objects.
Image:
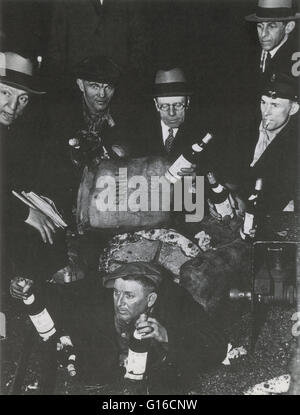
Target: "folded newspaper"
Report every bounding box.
[12,190,67,229]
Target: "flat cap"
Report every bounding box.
[75,55,121,86]
[262,73,299,101]
[103,261,163,288]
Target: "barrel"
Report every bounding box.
[76,156,173,234]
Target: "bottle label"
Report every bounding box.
[165,155,192,183]
[29,309,56,340]
[125,349,148,380]
[215,198,234,218]
[243,212,254,235]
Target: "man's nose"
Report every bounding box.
[8,95,18,112]
[261,25,269,38]
[263,104,272,116]
[98,86,106,98]
[117,293,125,307]
[168,105,176,116]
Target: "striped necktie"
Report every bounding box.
[165,128,174,153]
[261,51,271,73]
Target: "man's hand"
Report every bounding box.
[208,187,246,222]
[10,277,33,300]
[25,208,57,244]
[136,316,168,343]
[177,164,196,178]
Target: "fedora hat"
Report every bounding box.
[0,52,46,94]
[245,0,300,22]
[152,67,193,97]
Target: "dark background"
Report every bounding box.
[1,0,299,96]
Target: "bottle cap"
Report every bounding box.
[202,133,213,144]
[207,172,217,185]
[23,293,35,305]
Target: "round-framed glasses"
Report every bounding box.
[157,102,186,112]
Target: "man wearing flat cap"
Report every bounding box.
[63,261,227,393]
[245,0,300,77]
[39,55,132,221]
[225,72,299,213]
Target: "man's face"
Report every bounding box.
[113,278,151,324]
[260,94,297,130]
[257,21,288,51]
[0,82,29,126]
[155,96,189,128]
[77,79,115,114]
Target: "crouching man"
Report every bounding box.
[67,262,227,394]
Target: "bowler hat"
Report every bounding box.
[0,52,46,94]
[152,67,193,97]
[245,0,300,22]
[103,261,163,289]
[262,73,299,101]
[75,55,122,86]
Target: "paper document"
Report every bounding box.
[12,190,67,228]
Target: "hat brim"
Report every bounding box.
[245,13,300,21]
[0,69,46,94]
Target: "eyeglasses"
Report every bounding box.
[157,102,186,112]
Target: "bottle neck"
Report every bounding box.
[254,178,263,192]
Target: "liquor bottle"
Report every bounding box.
[240,178,264,241]
[125,315,151,381]
[207,172,234,219]
[165,133,213,183]
[23,292,57,341]
[58,335,77,377]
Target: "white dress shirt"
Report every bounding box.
[260,35,288,72]
[250,121,287,167]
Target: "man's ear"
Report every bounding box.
[185,96,190,110]
[76,78,84,92]
[285,21,296,35]
[147,292,157,308]
[290,101,299,116]
[154,98,160,112]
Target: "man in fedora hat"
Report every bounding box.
[245,0,300,76]
[59,261,227,393]
[0,52,72,298]
[132,66,214,177]
[224,72,299,214]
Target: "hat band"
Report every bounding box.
[0,68,44,93]
[256,6,296,18]
[153,82,191,96]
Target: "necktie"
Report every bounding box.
[261,51,271,73]
[165,128,174,153]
